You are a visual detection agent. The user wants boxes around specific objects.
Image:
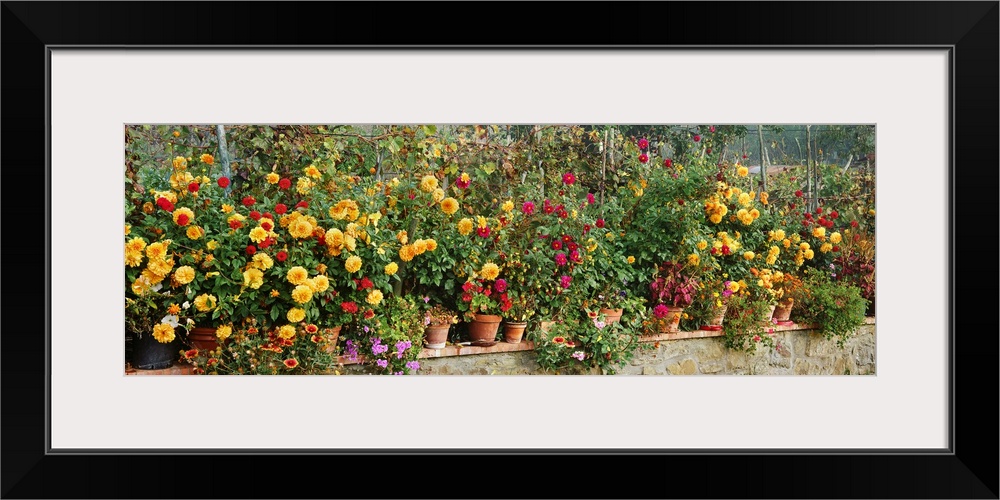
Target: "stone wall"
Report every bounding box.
[342,322,875,375]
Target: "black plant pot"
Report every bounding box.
[131,331,180,370]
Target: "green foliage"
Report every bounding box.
[720,293,774,353]
[794,269,869,347]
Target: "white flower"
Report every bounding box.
[186,318,195,326]
[182,301,191,309]
[160,315,179,327]
[151,282,162,292]
[593,319,606,330]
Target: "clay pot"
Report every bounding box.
[599,308,624,324]
[467,314,502,342]
[772,298,794,323]
[424,323,451,349]
[658,306,684,333]
[187,327,220,352]
[323,325,342,354]
[502,321,528,344]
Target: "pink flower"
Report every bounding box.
[586,193,595,205]
[560,275,572,289]
[653,304,669,318]
[551,240,562,250]
[593,319,606,329]
[571,351,585,361]
[709,125,716,132]
[562,172,575,185]
[596,218,605,228]
[637,137,649,150]
[521,201,535,215]
[555,252,568,266]
[638,153,649,164]
[693,134,701,142]
[476,226,491,238]
[494,279,508,293]
[664,158,673,168]
[569,249,580,262]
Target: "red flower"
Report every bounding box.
[710,248,718,255]
[557,210,568,219]
[789,203,796,209]
[242,196,256,207]
[259,238,272,249]
[596,218,605,228]
[638,153,649,164]
[310,335,323,344]
[709,125,716,132]
[832,246,841,252]
[341,302,358,314]
[583,224,591,233]
[217,177,230,188]
[637,137,649,150]
[462,281,474,292]
[851,220,859,228]
[157,198,175,212]
[187,182,200,193]
[278,178,291,189]
[795,190,803,197]
[274,203,288,215]
[246,245,257,255]
[263,212,274,220]
[260,220,273,231]
[521,202,535,215]
[461,292,473,302]
[249,210,261,221]
[500,301,512,312]
[706,148,712,154]
[721,245,731,255]
[815,207,823,214]
[664,158,673,168]
[283,359,299,369]
[830,210,839,219]
[553,337,566,344]
[295,201,308,209]
[562,172,575,185]
[176,214,190,226]
[184,349,199,359]
[693,134,701,142]
[567,242,578,251]
[276,251,288,262]
[477,226,491,238]
[364,309,375,319]
[229,219,244,230]
[551,240,562,250]
[358,277,373,290]
[742,154,748,159]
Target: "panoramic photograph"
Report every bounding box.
[124,124,875,375]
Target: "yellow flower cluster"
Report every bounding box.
[243,268,264,289]
[194,293,217,312]
[296,177,315,195]
[704,194,729,224]
[419,175,439,193]
[278,325,296,340]
[829,232,842,244]
[287,307,306,323]
[735,207,761,225]
[215,325,232,341]
[173,265,195,285]
[768,229,786,241]
[366,290,384,306]
[172,207,195,226]
[267,172,280,184]
[766,246,780,265]
[125,237,147,267]
[152,323,175,344]
[329,199,360,221]
[737,165,749,177]
[399,244,415,262]
[457,218,473,235]
[431,188,445,203]
[292,284,313,304]
[384,262,399,275]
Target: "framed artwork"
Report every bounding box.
[4,1,996,498]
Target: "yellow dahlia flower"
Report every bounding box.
[480,262,500,281]
[278,325,296,340]
[286,266,309,285]
[249,226,268,243]
[424,239,437,251]
[292,285,313,304]
[345,255,363,273]
[830,232,842,244]
[399,244,415,262]
[243,268,264,289]
[286,308,306,323]
[173,266,195,285]
[441,197,459,215]
[152,323,176,344]
[366,289,384,306]
[193,294,217,312]
[737,166,749,177]
[289,218,314,239]
[384,262,399,275]
[419,175,438,193]
[266,172,280,184]
[215,325,232,341]
[457,218,473,235]
[812,226,826,238]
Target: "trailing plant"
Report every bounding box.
[794,268,868,347]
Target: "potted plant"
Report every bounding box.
[649,261,699,333]
[422,302,459,349]
[455,274,505,343]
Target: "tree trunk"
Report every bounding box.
[216,125,232,196]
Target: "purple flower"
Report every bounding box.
[363,325,370,333]
[593,319,606,329]
[372,343,388,355]
[571,351,585,361]
[423,296,431,303]
[344,340,359,362]
[394,371,404,375]
[560,275,572,289]
[395,340,412,358]
[376,359,388,368]
[555,252,568,266]
[494,279,508,293]
[406,360,420,371]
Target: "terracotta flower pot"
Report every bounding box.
[187,326,220,352]
[323,325,342,354]
[538,320,558,334]
[658,306,684,333]
[761,304,777,323]
[599,308,624,324]
[502,321,528,344]
[424,323,451,349]
[701,304,728,331]
[772,298,794,323]
[467,314,502,342]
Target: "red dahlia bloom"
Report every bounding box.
[278,178,291,189]
[188,182,200,193]
[242,196,255,207]
[693,135,701,142]
[562,172,575,185]
[176,214,190,226]
[795,190,803,197]
[639,153,649,164]
[246,245,256,255]
[664,158,673,168]
[229,220,243,230]
[596,218,605,228]
[276,251,288,262]
[249,211,261,221]
[274,203,288,215]
[637,138,649,150]
[217,177,230,188]
[295,201,308,209]
[551,240,562,250]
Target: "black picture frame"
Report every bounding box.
[3,2,997,498]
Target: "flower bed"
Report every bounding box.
[125,124,875,375]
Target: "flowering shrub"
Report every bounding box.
[186,321,338,375]
[534,303,643,375]
[792,268,869,347]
